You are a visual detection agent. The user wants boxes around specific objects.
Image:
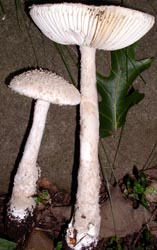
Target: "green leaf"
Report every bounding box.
[109,236,120,244]
[53,43,77,86]
[134,180,145,194]
[56,241,63,250]
[144,229,151,242]
[126,177,132,189]
[40,190,50,200]
[33,196,42,204]
[97,43,154,138]
[136,245,142,250]
[139,172,147,188]
[141,195,149,209]
[145,186,156,194]
[0,238,17,250]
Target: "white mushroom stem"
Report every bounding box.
[67,46,101,249]
[9,100,50,220]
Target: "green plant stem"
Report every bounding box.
[14,0,39,66]
[98,153,117,236]
[142,139,157,170]
[100,139,118,184]
[0,0,5,20]
[53,43,77,86]
[64,45,78,67]
[112,126,124,171]
[147,0,156,14]
[15,0,22,30]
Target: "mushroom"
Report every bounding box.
[30,3,155,249]
[8,69,80,222]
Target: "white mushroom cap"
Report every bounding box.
[10,69,80,105]
[30,3,155,50]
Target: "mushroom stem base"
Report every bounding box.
[6,205,35,243]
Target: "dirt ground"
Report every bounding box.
[0,0,157,197]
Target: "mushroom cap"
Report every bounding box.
[9,69,80,105]
[30,3,155,50]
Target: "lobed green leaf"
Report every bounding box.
[97,43,154,138]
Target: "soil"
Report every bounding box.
[0,0,157,249]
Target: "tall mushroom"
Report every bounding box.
[8,69,80,223]
[30,3,155,249]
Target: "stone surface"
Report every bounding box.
[100,186,151,238]
[24,229,54,250]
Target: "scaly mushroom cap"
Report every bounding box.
[30,3,155,50]
[10,69,80,105]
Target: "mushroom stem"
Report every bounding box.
[9,100,50,220]
[67,46,101,249]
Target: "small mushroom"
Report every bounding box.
[30,3,155,249]
[8,69,80,221]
